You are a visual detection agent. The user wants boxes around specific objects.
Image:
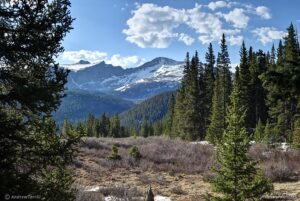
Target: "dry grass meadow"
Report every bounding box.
[72,137,300,201]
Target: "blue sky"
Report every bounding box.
[58,0,300,69]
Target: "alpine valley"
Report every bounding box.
[54,57,184,123]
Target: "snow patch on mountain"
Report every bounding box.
[114,62,183,92]
[63,57,184,100]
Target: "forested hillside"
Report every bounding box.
[119,91,176,130]
[54,90,134,123]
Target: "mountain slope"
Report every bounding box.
[63,57,183,100]
[53,90,134,123]
[119,91,175,129]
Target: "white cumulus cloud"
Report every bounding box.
[255,6,271,19]
[222,8,249,29]
[227,35,243,46]
[123,2,273,48]
[186,4,225,44]
[252,27,286,45]
[106,54,145,68]
[207,1,228,10]
[178,33,195,45]
[62,50,107,63]
[123,3,186,48]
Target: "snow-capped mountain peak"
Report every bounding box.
[65,57,184,100]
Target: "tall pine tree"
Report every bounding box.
[207,34,232,143]
[236,41,253,129]
[0,1,81,200]
[203,43,215,132]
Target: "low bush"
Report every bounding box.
[129,146,142,160]
[107,145,122,160]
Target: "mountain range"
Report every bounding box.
[55,57,184,123]
[62,57,184,101]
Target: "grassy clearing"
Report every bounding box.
[72,137,300,201]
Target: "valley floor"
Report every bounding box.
[73,137,300,201]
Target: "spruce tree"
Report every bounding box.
[0,1,80,199]
[237,41,253,129]
[205,83,273,201]
[254,119,264,143]
[184,53,201,140]
[264,120,271,146]
[203,43,215,133]
[292,119,300,149]
[206,34,231,143]
[197,52,207,138]
[217,34,232,131]
[87,113,96,137]
[164,93,175,137]
[110,115,121,138]
[62,118,72,138]
[99,113,110,137]
[172,52,202,140]
[206,75,224,144]
[172,53,190,137]
[153,121,163,136]
[277,39,284,66]
[141,120,150,137]
[250,49,268,125]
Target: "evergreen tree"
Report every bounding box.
[204,43,216,132]
[277,39,284,66]
[86,113,96,137]
[110,115,121,138]
[107,145,121,160]
[205,83,273,201]
[254,119,264,143]
[172,52,202,140]
[206,75,224,144]
[0,1,80,199]
[203,43,215,134]
[98,113,110,137]
[76,122,86,136]
[141,120,149,137]
[263,120,271,146]
[198,53,207,138]
[250,49,268,125]
[184,53,202,140]
[292,119,300,149]
[207,34,232,143]
[62,118,72,138]
[164,93,175,137]
[237,41,253,129]
[217,34,232,131]
[153,121,163,136]
[172,53,190,137]
[270,44,276,69]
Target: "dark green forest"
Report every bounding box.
[54,89,134,122]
